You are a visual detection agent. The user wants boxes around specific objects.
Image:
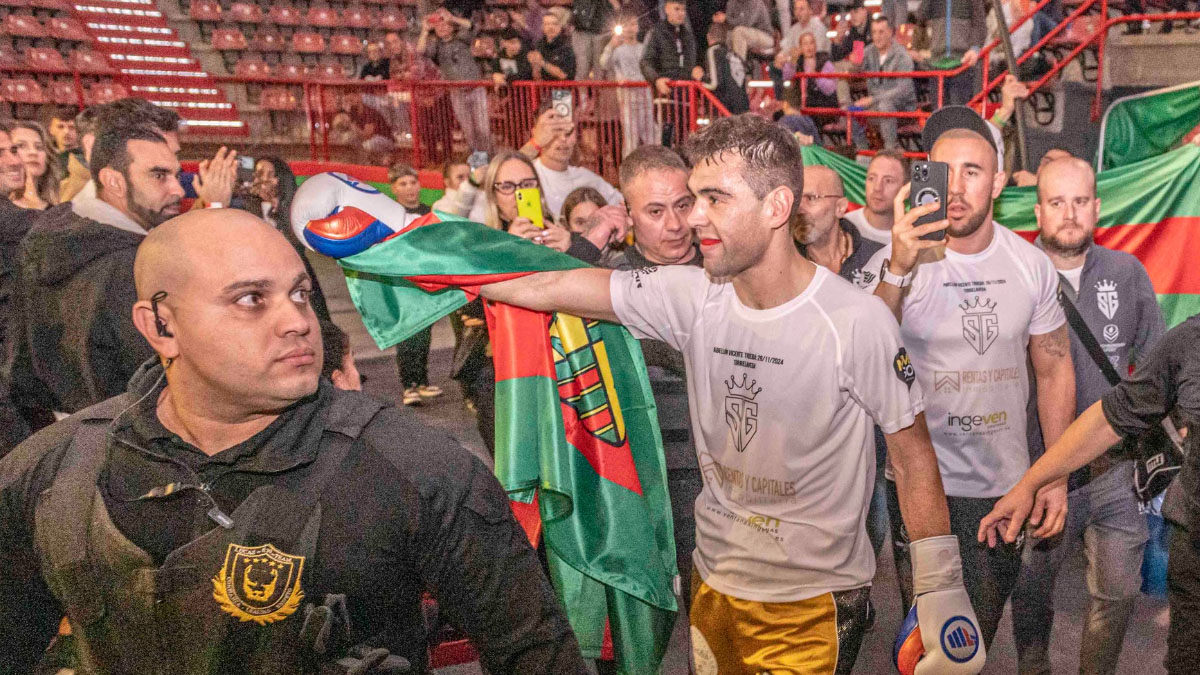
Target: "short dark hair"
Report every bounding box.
[442,157,469,180]
[90,123,169,179]
[95,98,181,138]
[76,105,101,138]
[707,22,730,45]
[388,162,418,182]
[870,15,892,29]
[320,319,350,379]
[38,104,76,130]
[870,148,909,175]
[682,113,805,217]
[618,145,688,191]
[782,83,803,109]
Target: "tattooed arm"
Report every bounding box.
[1025,324,1077,538]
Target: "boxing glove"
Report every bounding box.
[893,535,985,675]
[290,172,416,258]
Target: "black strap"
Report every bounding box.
[1057,276,1122,386]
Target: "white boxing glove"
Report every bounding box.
[894,535,985,675]
[289,172,416,252]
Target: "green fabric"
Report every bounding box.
[1100,84,1200,171]
[293,175,444,206]
[801,145,867,206]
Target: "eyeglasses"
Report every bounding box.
[801,193,843,203]
[493,178,539,195]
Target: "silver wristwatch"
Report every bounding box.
[880,259,913,288]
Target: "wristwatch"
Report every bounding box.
[880,259,913,288]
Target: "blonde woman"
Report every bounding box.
[11,121,62,210]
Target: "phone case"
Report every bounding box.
[516,188,544,229]
[911,160,948,241]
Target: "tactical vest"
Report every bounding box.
[33,391,384,674]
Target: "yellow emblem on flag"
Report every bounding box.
[212,543,305,625]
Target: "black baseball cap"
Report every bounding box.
[848,0,867,10]
[921,105,997,154]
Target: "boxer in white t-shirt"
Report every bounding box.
[862,106,1077,648]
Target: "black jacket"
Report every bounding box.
[0,201,37,364]
[0,363,588,674]
[534,33,576,81]
[572,0,617,34]
[4,203,152,414]
[640,20,698,83]
[831,22,871,62]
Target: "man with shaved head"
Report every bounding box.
[1007,156,1164,675]
[0,209,588,674]
[796,164,883,285]
[861,106,1077,647]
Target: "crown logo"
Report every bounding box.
[959,296,997,314]
[1096,279,1117,293]
[725,373,762,400]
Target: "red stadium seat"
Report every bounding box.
[292,31,325,54]
[311,61,345,80]
[277,61,305,78]
[0,0,31,8]
[48,17,91,42]
[25,46,67,70]
[1,78,46,105]
[4,13,46,38]
[0,47,19,68]
[229,2,263,23]
[234,57,272,78]
[87,81,127,105]
[329,33,362,56]
[305,6,340,28]
[46,79,82,106]
[378,7,406,31]
[30,0,68,10]
[70,49,113,74]
[260,86,298,111]
[211,27,248,50]
[250,30,286,52]
[268,5,302,26]
[189,0,222,22]
[343,5,374,29]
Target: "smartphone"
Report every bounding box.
[516,187,544,229]
[910,160,948,242]
[551,88,573,120]
[237,155,255,186]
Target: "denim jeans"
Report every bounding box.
[1010,460,1149,675]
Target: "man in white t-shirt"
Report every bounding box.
[517,106,623,218]
[862,106,1077,648]
[844,148,907,249]
[479,114,984,674]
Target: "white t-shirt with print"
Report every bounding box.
[611,264,924,603]
[533,158,624,220]
[862,223,1066,497]
[844,208,893,247]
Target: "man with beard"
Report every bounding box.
[1007,157,1163,675]
[843,149,907,249]
[300,114,983,673]
[5,124,184,416]
[862,106,1077,648]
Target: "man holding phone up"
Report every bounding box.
[860,106,1077,648]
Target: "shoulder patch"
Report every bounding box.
[893,347,916,389]
[212,543,305,625]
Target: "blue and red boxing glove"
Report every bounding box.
[894,536,985,675]
[290,172,417,258]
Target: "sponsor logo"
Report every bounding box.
[1103,323,1119,342]
[1096,279,1119,320]
[893,348,916,389]
[853,268,876,289]
[212,543,305,625]
[934,370,961,393]
[933,367,1021,394]
[631,266,658,288]
[960,296,999,355]
[724,374,762,452]
[940,616,981,663]
[947,410,1008,432]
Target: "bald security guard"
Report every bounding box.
[0,209,587,674]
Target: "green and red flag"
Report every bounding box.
[802,143,1200,326]
[335,210,678,673]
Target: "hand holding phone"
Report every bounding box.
[909,160,948,242]
[516,187,544,229]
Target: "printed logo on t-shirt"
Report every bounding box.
[893,348,916,389]
[946,409,1009,434]
[724,373,762,452]
[1096,279,1119,320]
[932,367,1021,395]
[960,296,999,355]
[1103,324,1119,342]
[630,266,659,288]
[853,268,876,289]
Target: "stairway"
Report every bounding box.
[70,0,245,136]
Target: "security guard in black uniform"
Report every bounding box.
[0,209,587,674]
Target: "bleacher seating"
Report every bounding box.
[268,5,302,27]
[229,2,263,24]
[250,30,286,52]
[260,86,298,110]
[311,61,345,80]
[233,57,271,78]
[25,46,68,71]
[292,31,325,54]
[46,78,79,105]
[47,16,91,43]
[188,0,221,23]
[305,6,339,29]
[30,0,68,11]
[1,78,46,105]
[69,50,114,74]
[343,5,373,29]
[5,12,48,38]
[330,33,362,56]
[212,27,248,51]
[378,7,406,31]
[87,81,127,105]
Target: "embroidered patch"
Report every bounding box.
[893,348,916,389]
[212,543,305,625]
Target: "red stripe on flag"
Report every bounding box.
[486,303,556,380]
[560,401,644,495]
[1015,216,1200,295]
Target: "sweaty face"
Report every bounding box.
[865,156,904,216]
[798,167,843,245]
[171,219,320,410]
[542,15,561,41]
[445,163,470,191]
[391,175,421,208]
[687,154,774,278]
[0,131,25,194]
[493,158,537,222]
[49,118,78,151]
[1036,161,1098,258]
[930,134,1001,239]
[626,169,696,264]
[12,127,47,179]
[123,139,184,229]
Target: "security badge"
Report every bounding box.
[212,543,305,625]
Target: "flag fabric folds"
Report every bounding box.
[801,143,1200,327]
[1097,82,1200,171]
[335,210,679,673]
